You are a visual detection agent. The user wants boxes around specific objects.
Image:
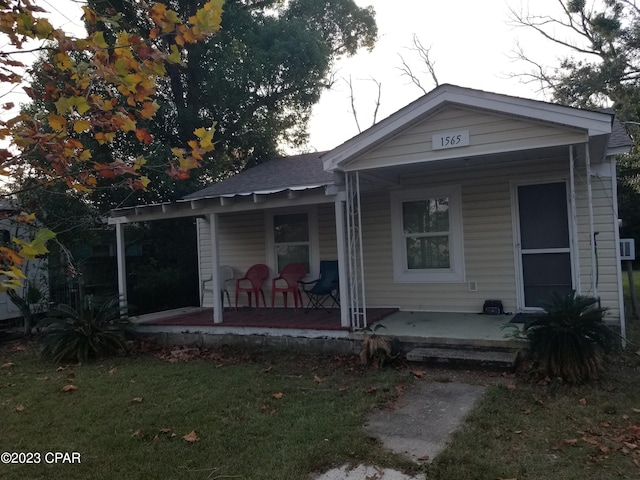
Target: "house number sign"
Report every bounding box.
[432,130,470,150]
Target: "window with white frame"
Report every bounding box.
[391,185,465,283]
[268,209,318,275]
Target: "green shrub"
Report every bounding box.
[523,292,619,384]
[39,297,130,363]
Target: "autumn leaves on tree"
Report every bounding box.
[0,0,224,292]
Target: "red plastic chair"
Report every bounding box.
[271,263,306,310]
[235,264,269,309]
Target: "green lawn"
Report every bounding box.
[3,338,640,479]
[0,342,414,480]
[430,354,640,479]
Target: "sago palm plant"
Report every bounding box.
[39,296,130,363]
[523,292,619,384]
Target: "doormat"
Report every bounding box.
[509,313,536,324]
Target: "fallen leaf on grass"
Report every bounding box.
[108,367,118,375]
[1,362,15,369]
[578,398,587,405]
[132,397,143,403]
[61,385,79,393]
[411,370,427,379]
[260,405,277,415]
[632,408,640,413]
[272,392,285,399]
[15,404,25,412]
[553,438,579,450]
[132,429,142,437]
[313,374,325,384]
[182,431,200,443]
[260,366,273,373]
[35,376,49,381]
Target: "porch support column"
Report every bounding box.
[209,213,223,324]
[569,146,581,294]
[115,221,128,316]
[585,142,598,299]
[334,193,350,328]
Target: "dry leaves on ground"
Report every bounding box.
[182,431,200,443]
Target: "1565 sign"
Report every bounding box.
[432,130,470,150]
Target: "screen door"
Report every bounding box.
[517,182,573,308]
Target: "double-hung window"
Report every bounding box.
[267,208,318,276]
[391,185,465,283]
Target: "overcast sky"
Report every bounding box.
[307,0,579,151]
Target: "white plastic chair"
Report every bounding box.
[200,265,234,308]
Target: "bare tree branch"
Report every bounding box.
[343,75,382,132]
[345,75,361,133]
[396,34,438,95]
[507,2,601,57]
[369,76,381,125]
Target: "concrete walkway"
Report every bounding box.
[314,379,487,480]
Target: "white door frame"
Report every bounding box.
[511,178,578,311]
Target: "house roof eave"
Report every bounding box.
[322,84,615,172]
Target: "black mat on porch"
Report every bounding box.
[509,313,537,324]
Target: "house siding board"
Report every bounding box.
[199,207,340,308]
[356,155,621,323]
[345,107,587,171]
[198,211,267,307]
[318,203,338,260]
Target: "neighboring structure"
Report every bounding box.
[0,201,49,321]
[109,85,632,336]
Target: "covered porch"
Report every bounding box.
[132,307,524,349]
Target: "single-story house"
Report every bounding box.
[109,84,632,338]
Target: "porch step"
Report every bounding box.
[405,347,520,371]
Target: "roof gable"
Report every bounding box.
[322,84,615,172]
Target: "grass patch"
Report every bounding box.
[428,354,640,479]
[5,339,640,479]
[0,341,414,480]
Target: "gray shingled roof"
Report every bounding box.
[182,151,334,201]
[609,117,634,150]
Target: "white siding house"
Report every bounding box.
[110,85,632,337]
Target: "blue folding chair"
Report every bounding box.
[300,260,340,313]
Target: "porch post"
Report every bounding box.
[334,193,350,328]
[209,213,223,324]
[585,142,598,299]
[569,146,581,294]
[115,221,128,315]
[610,158,627,344]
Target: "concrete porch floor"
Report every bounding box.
[132,307,523,350]
[369,311,523,349]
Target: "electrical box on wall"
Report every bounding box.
[620,238,635,261]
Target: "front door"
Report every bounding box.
[517,182,573,308]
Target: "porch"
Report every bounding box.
[133,307,524,350]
